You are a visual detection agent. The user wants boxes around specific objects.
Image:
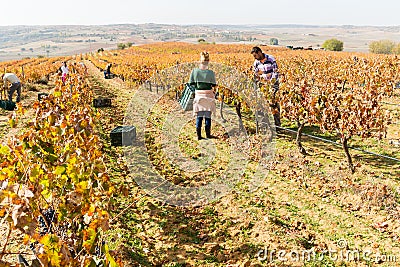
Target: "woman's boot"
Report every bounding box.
[205,125,213,138]
[196,127,203,140]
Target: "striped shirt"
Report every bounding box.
[253,53,279,81]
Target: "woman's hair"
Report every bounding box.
[200,51,210,63]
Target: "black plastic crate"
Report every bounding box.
[110,126,136,146]
[0,100,16,111]
[93,97,112,108]
[38,93,49,101]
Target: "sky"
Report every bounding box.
[1,0,399,26]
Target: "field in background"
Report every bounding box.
[1,24,400,62]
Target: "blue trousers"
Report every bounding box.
[196,111,211,128]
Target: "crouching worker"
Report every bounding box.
[2,73,21,103]
[104,63,112,79]
[189,51,217,140]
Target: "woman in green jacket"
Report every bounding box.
[189,51,217,140]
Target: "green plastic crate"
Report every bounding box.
[178,83,195,111]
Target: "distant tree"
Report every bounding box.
[21,48,26,52]
[269,38,279,45]
[126,42,133,48]
[117,43,126,50]
[369,40,396,54]
[322,39,343,51]
[97,48,104,53]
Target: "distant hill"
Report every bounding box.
[1,24,399,61]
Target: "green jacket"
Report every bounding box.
[189,68,216,90]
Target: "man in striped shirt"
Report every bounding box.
[2,73,21,103]
[251,46,281,127]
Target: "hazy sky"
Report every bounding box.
[1,0,399,26]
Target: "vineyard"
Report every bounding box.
[0,42,399,266]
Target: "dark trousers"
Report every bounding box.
[196,116,211,128]
[9,82,21,102]
[104,71,113,79]
[196,111,212,128]
[271,80,281,127]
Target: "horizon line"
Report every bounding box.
[0,23,399,28]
